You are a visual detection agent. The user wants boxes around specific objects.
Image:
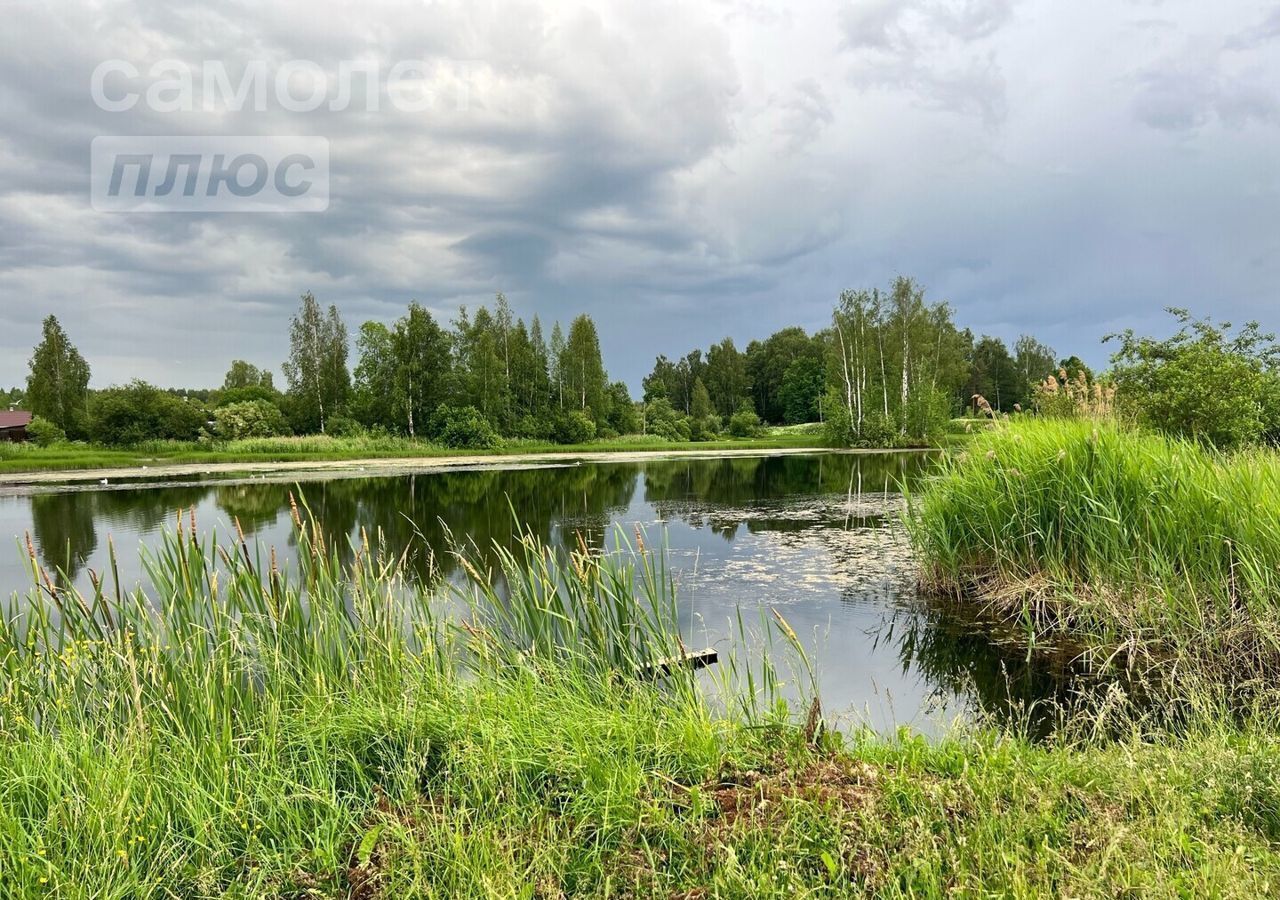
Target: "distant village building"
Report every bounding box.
[0,410,33,442]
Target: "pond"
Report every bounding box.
[0,451,1064,733]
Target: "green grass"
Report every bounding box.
[0,432,829,476]
[908,417,1280,687]
[6,497,1280,895]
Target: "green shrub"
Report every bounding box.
[689,415,721,442]
[25,416,65,446]
[858,411,897,447]
[648,419,684,441]
[643,398,687,442]
[646,402,692,442]
[431,405,500,449]
[901,385,953,444]
[214,385,280,408]
[511,414,552,442]
[820,390,893,447]
[552,410,596,444]
[324,414,365,438]
[820,389,852,445]
[212,400,289,440]
[1107,309,1280,449]
[728,404,761,438]
[88,381,208,445]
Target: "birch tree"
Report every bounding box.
[26,315,90,437]
[283,292,349,434]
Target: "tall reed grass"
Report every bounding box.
[908,418,1280,686]
[0,502,737,896]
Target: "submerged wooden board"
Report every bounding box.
[639,647,719,678]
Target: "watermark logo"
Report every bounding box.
[90,59,474,114]
[90,136,329,212]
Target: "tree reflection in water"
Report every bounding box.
[10,450,1094,731]
[880,601,1088,738]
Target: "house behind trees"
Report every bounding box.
[0,410,32,442]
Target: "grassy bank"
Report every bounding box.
[0,431,829,477]
[5,505,1280,895]
[909,418,1280,687]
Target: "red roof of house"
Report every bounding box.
[0,411,32,429]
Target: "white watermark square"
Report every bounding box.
[91,136,329,212]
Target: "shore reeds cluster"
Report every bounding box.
[908,417,1280,690]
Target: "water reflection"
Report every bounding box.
[28,492,97,589]
[0,451,1081,732]
[18,453,926,587]
[883,602,1085,738]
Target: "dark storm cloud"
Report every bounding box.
[453,228,557,280]
[0,0,1278,392]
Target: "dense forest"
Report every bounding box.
[8,278,1074,449]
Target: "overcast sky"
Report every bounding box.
[2,0,1278,391]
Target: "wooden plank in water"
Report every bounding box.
[639,647,718,678]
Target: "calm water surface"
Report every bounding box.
[0,452,1058,732]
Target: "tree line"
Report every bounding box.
[279,291,631,446]
[644,277,1071,445]
[14,293,630,449]
[13,279,1076,449]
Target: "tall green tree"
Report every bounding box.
[604,381,639,435]
[549,322,566,410]
[26,315,90,438]
[826,280,968,443]
[1013,335,1056,406]
[454,305,508,427]
[964,336,1020,411]
[690,377,713,421]
[493,293,515,426]
[508,317,551,428]
[642,355,680,404]
[352,322,397,428]
[353,303,455,436]
[560,315,608,422]
[745,327,823,423]
[282,292,350,433]
[779,356,824,424]
[674,351,705,414]
[526,316,552,418]
[393,303,451,437]
[828,288,880,439]
[223,360,274,391]
[704,338,749,418]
